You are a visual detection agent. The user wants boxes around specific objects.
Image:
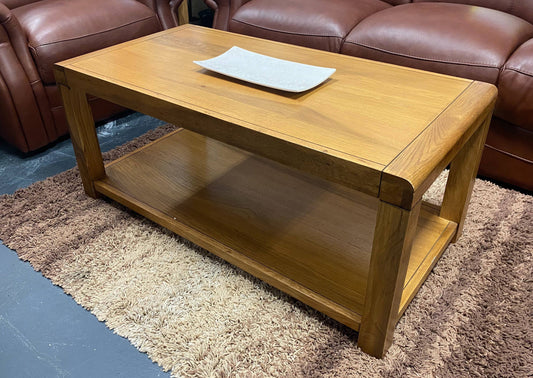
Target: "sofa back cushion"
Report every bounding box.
[382,0,411,4]
[230,0,390,52]
[342,2,533,84]
[413,0,533,25]
[0,0,41,9]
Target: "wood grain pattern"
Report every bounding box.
[57,75,104,198]
[93,129,460,333]
[54,25,484,196]
[440,113,492,241]
[53,25,497,359]
[400,218,457,316]
[358,200,421,357]
[101,129,376,314]
[381,81,497,209]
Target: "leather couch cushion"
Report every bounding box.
[341,3,533,84]
[497,39,533,131]
[382,0,410,4]
[229,0,391,52]
[413,0,533,25]
[479,144,533,191]
[1,0,40,9]
[479,118,533,191]
[485,117,533,164]
[12,0,161,85]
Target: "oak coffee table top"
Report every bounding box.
[54,24,497,357]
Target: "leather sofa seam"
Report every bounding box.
[0,12,12,26]
[232,19,341,38]
[343,41,501,69]
[485,144,532,163]
[504,66,533,77]
[29,16,158,48]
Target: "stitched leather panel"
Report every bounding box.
[230,0,390,52]
[479,118,533,191]
[12,0,161,84]
[497,39,533,131]
[1,2,57,150]
[0,0,40,9]
[342,3,533,84]
[382,0,411,4]
[0,26,48,151]
[413,0,533,25]
[485,117,533,163]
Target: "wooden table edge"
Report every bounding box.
[379,81,498,209]
[54,62,386,198]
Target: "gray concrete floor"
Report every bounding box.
[0,113,170,377]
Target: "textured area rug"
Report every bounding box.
[1,125,532,377]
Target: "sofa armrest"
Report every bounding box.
[0,3,55,151]
[137,0,187,28]
[0,3,43,84]
[203,0,251,30]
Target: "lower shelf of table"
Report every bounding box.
[94,128,457,330]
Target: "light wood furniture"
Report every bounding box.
[54,24,497,358]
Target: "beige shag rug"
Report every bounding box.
[0,125,532,377]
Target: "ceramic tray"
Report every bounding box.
[194,46,336,92]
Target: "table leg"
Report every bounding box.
[358,200,421,358]
[440,114,491,241]
[58,84,105,198]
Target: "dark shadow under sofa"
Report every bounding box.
[203,0,533,192]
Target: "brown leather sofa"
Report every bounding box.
[0,0,184,153]
[203,0,533,192]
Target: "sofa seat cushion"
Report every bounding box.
[229,0,391,53]
[12,0,161,85]
[497,39,533,131]
[341,2,533,84]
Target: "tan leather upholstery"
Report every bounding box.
[204,0,533,191]
[0,0,183,152]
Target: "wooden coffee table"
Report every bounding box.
[54,24,496,357]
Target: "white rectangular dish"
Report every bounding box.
[194,46,336,92]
